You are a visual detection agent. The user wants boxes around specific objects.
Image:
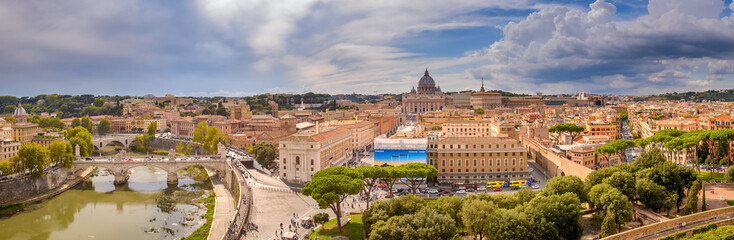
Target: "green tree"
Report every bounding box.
[585,167,620,189]
[71,118,81,128]
[146,121,157,136]
[600,188,633,231]
[544,175,588,202]
[17,143,51,178]
[379,167,406,197]
[631,147,666,171]
[356,166,386,209]
[603,171,636,201]
[49,140,75,169]
[313,213,329,226]
[635,178,668,212]
[0,160,14,175]
[596,139,636,164]
[548,123,585,144]
[701,184,707,212]
[302,167,363,232]
[475,108,484,115]
[683,181,701,215]
[484,208,533,240]
[93,98,105,107]
[399,163,437,194]
[370,208,457,240]
[193,121,208,144]
[600,211,617,238]
[252,142,277,168]
[184,143,192,156]
[203,126,227,154]
[97,118,111,135]
[726,167,734,182]
[589,183,614,211]
[81,116,94,133]
[67,126,93,157]
[176,142,184,154]
[524,192,584,240]
[427,195,464,227]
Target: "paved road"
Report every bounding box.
[208,170,235,240]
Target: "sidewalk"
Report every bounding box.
[208,171,235,240]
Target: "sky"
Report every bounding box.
[1,0,734,97]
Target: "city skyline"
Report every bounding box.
[1,0,734,97]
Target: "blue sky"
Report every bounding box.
[1,0,733,97]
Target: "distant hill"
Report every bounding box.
[634,89,734,102]
[449,90,530,97]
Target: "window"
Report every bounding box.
[442,159,446,166]
[296,156,300,165]
[450,160,454,167]
[458,160,462,166]
[504,159,508,166]
[512,159,516,165]
[311,168,314,171]
[310,159,314,165]
[481,159,485,166]
[283,158,286,164]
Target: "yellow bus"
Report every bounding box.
[486,181,504,188]
[510,180,529,187]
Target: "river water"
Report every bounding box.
[0,166,212,240]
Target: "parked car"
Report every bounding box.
[477,186,487,191]
[531,185,540,189]
[442,189,451,194]
[466,188,475,192]
[427,189,439,194]
[493,187,502,191]
[456,190,466,194]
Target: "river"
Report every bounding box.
[0,166,212,240]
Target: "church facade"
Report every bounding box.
[402,69,451,113]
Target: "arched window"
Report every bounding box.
[296,156,300,165]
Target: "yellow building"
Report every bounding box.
[428,136,528,184]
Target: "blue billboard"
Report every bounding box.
[374,149,427,166]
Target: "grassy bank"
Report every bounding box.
[309,214,364,240]
[181,191,216,240]
[0,204,25,215]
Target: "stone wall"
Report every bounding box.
[0,166,70,205]
[521,136,592,180]
[147,138,210,155]
[602,206,734,240]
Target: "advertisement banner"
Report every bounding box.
[373,149,427,166]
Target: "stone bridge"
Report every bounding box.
[91,134,138,150]
[73,143,228,185]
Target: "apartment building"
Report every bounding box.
[428,136,528,184]
[278,127,353,183]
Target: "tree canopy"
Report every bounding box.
[302,166,363,232]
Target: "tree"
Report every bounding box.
[726,167,734,182]
[203,125,227,154]
[585,167,620,189]
[97,118,111,135]
[548,123,585,144]
[596,139,636,165]
[253,142,277,168]
[379,167,406,197]
[399,163,437,194]
[600,211,617,238]
[544,175,588,202]
[635,178,668,212]
[599,188,633,231]
[302,167,363,232]
[16,143,51,178]
[49,140,75,169]
[701,184,707,212]
[603,171,636,201]
[524,192,584,240]
[184,143,192,156]
[370,208,457,240]
[67,126,93,157]
[356,166,386,209]
[71,118,81,128]
[589,183,614,211]
[176,142,184,154]
[475,108,484,115]
[146,121,157,136]
[484,208,533,240]
[313,213,329,226]
[683,181,701,215]
[631,148,666,171]
[427,195,464,227]
[93,98,105,107]
[81,116,94,133]
[0,160,14,175]
[193,121,208,144]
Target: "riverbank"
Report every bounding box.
[0,166,95,215]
